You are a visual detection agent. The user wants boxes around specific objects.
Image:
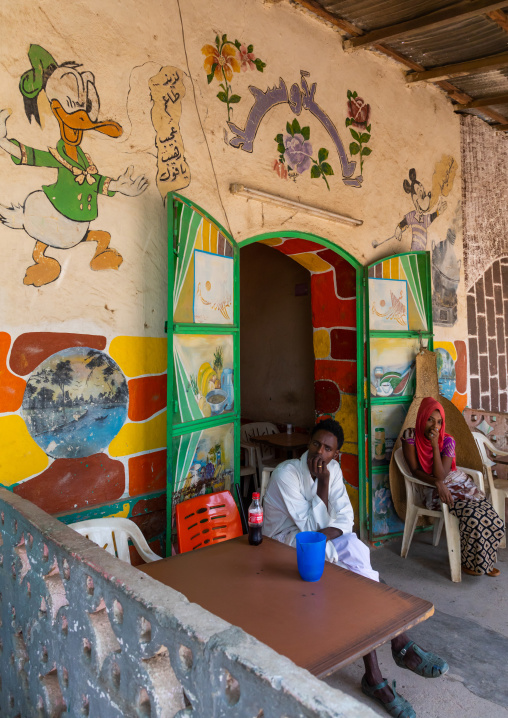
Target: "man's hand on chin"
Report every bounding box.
[308,454,330,481]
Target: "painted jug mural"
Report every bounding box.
[0,44,148,286]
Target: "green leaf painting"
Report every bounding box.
[273,122,334,190]
[345,90,373,176]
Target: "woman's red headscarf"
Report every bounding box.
[415,397,456,474]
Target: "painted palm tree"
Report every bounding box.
[51,360,74,410]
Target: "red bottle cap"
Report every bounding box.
[252,492,260,499]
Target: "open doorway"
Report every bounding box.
[240,241,315,428]
[239,235,361,526]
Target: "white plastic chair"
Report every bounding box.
[240,442,258,497]
[394,447,484,583]
[70,517,161,563]
[472,431,508,548]
[240,422,280,493]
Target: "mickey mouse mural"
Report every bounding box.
[0,44,148,287]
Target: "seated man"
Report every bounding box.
[263,418,448,718]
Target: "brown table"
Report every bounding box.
[139,536,434,678]
[251,432,309,459]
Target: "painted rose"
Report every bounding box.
[283,133,313,174]
[348,96,370,127]
[239,44,256,71]
[202,44,240,82]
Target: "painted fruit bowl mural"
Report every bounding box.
[22,347,128,458]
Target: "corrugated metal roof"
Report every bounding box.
[299,0,508,130]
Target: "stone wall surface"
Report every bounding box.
[461,116,508,410]
[0,487,376,718]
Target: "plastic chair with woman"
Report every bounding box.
[389,349,504,581]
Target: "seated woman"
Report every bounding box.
[402,397,504,577]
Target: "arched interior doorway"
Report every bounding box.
[238,232,364,527]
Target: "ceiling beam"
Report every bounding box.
[483,107,508,123]
[458,92,508,108]
[406,51,508,83]
[345,1,508,51]
[487,8,508,32]
[290,0,477,106]
[290,0,361,35]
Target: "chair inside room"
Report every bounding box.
[472,431,508,548]
[394,447,484,582]
[240,421,280,496]
[70,517,161,564]
[176,490,243,554]
[240,441,258,497]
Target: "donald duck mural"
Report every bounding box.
[0,45,148,287]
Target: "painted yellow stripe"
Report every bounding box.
[196,219,204,251]
[291,253,330,273]
[259,238,283,246]
[0,416,48,486]
[109,412,166,456]
[109,337,167,377]
[390,258,399,279]
[382,260,390,279]
[211,223,218,254]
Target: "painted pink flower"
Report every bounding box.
[239,44,256,72]
[284,133,313,174]
[348,96,370,127]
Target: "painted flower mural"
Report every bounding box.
[202,34,266,121]
[284,133,313,174]
[345,90,372,176]
[274,118,334,190]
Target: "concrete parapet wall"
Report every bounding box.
[0,487,375,717]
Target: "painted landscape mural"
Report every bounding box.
[22,348,128,458]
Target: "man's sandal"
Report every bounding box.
[361,675,416,718]
[392,641,449,678]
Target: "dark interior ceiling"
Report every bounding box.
[292,0,508,133]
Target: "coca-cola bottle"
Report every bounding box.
[248,492,264,545]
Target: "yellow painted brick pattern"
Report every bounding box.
[109,412,167,456]
[0,416,49,486]
[313,329,330,359]
[109,337,167,378]
[335,394,358,446]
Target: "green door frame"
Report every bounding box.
[168,196,367,545]
[364,251,434,542]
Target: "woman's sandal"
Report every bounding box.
[361,675,416,718]
[462,566,501,577]
[392,640,449,678]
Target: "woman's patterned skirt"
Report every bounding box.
[450,499,504,574]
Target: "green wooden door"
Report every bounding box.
[167,194,240,553]
[364,252,433,541]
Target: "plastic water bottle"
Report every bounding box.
[248,492,263,545]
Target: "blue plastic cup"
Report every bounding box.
[296,531,326,582]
